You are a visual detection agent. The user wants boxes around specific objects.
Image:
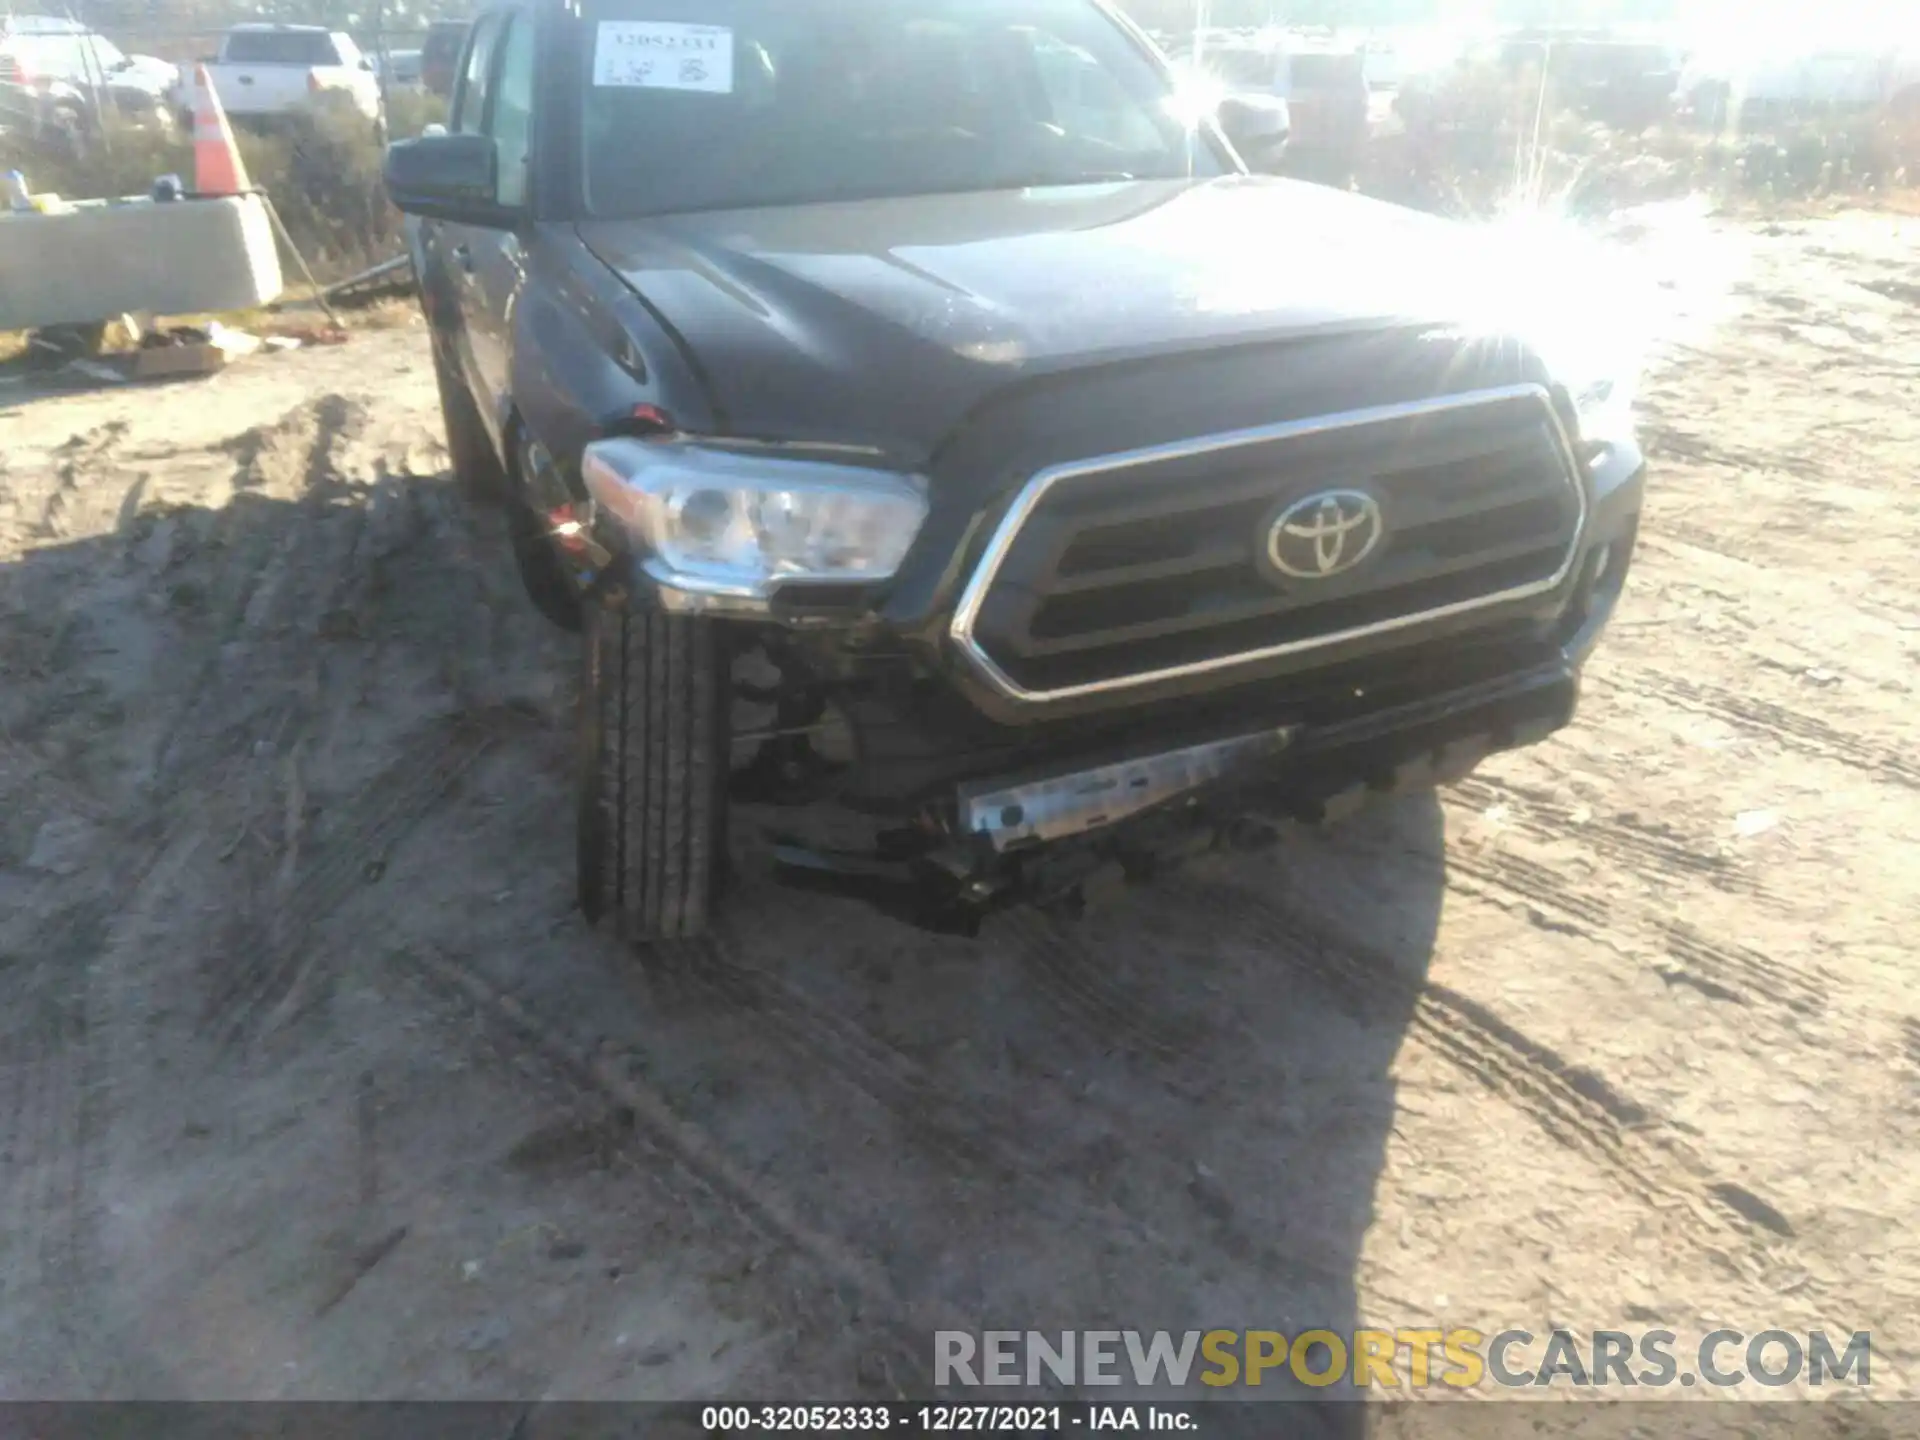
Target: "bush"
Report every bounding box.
[239,94,402,275]
[0,87,448,284]
[1362,61,1920,219]
[385,86,449,141]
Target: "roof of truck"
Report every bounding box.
[0,14,91,35]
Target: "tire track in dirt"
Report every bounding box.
[148,397,367,787]
[35,422,129,540]
[1444,845,1615,933]
[0,895,111,1391]
[993,906,1212,1070]
[1609,670,1920,790]
[651,928,1300,1282]
[4,802,225,1340]
[975,863,1803,1265]
[1309,783,1839,1033]
[1656,922,1831,1016]
[488,924,1365,1326]
[659,933,1033,1182]
[0,731,113,826]
[1448,774,1769,899]
[1640,520,1754,565]
[200,709,525,1048]
[1,923,78,1292]
[1434,844,1840,1032]
[398,942,967,1392]
[1196,886,1798,1260]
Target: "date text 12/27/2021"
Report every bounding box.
[702,1404,1201,1431]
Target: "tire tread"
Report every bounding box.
[588,607,723,942]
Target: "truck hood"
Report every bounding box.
[578,176,1527,463]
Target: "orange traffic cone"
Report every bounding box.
[192,63,252,197]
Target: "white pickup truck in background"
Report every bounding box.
[178,24,381,130]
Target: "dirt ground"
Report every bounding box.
[1,204,1916,1418]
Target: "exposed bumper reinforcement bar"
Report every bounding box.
[769,660,1582,933]
[956,726,1297,854]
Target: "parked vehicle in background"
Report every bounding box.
[0,15,177,149]
[1680,46,1920,132]
[181,24,382,131]
[1282,40,1370,180]
[1357,26,1474,97]
[1496,32,1683,130]
[1167,39,1291,171]
[379,48,425,89]
[421,19,468,98]
[1170,31,1368,182]
[1362,42,1404,92]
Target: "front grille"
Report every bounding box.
[954,385,1583,702]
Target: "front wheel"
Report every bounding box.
[577,602,729,942]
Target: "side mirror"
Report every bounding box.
[383,131,511,225]
[359,56,375,71]
[1218,93,1292,171]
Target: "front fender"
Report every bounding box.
[508,225,716,511]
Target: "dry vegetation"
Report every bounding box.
[0,89,446,283]
[1366,67,1920,217]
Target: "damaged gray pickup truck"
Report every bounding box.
[383,0,1644,941]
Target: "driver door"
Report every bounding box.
[460,8,535,438]
[419,11,503,434]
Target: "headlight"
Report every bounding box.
[1565,372,1636,449]
[581,437,929,604]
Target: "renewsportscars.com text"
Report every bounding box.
[935,1328,1872,1391]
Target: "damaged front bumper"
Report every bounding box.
[772,651,1581,932]
[769,461,1640,931]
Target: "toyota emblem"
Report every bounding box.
[1266,489,1385,580]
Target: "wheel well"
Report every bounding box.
[503,409,528,480]
[503,410,578,519]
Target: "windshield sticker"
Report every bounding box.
[593,22,734,92]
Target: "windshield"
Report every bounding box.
[580,0,1220,218]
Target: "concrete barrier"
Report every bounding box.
[0,192,283,331]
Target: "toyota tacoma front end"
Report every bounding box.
[383,0,1643,942]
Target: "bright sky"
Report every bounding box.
[1413,0,1918,49]
[1664,0,1915,48]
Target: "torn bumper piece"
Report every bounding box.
[771,659,1579,930]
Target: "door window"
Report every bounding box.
[486,14,534,207]
[450,13,502,133]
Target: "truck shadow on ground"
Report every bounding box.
[0,476,1443,1426]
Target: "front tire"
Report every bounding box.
[578,602,729,942]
